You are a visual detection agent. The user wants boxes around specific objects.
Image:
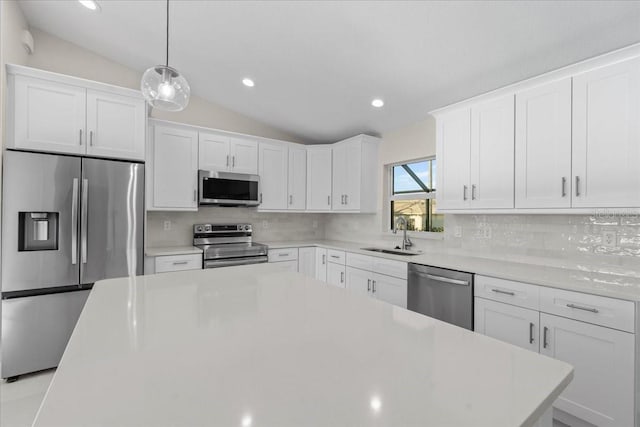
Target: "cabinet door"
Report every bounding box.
[572,57,640,207]
[306,147,333,211]
[372,273,407,308]
[151,125,198,210]
[540,313,634,427]
[298,247,316,278]
[199,132,230,171]
[331,144,349,210]
[515,79,572,208]
[13,75,86,155]
[470,95,515,209]
[343,140,362,210]
[272,260,298,272]
[346,266,371,297]
[436,108,471,209]
[230,137,258,174]
[474,298,539,352]
[288,145,307,210]
[258,142,288,210]
[85,90,146,161]
[315,248,328,282]
[326,263,346,288]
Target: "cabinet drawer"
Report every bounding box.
[372,257,407,280]
[540,287,635,332]
[155,254,202,273]
[268,248,298,262]
[327,249,346,265]
[346,252,373,270]
[475,275,540,310]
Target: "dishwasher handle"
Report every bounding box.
[413,272,470,286]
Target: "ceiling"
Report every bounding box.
[18,0,640,143]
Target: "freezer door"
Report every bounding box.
[80,159,144,284]
[1,290,89,379]
[1,151,81,292]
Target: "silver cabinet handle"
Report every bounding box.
[543,326,549,349]
[341,195,345,205]
[327,195,331,205]
[561,177,566,197]
[471,184,476,200]
[529,322,535,344]
[491,288,515,296]
[424,273,469,286]
[89,130,93,146]
[71,178,79,265]
[81,178,88,264]
[575,176,580,197]
[322,254,326,265]
[260,193,263,203]
[193,189,197,202]
[330,255,339,259]
[226,155,229,167]
[79,129,83,145]
[372,280,376,293]
[289,195,293,205]
[340,271,344,283]
[173,261,188,265]
[367,279,371,292]
[278,253,288,257]
[232,156,235,167]
[566,303,599,313]
[345,194,348,205]
[463,185,468,201]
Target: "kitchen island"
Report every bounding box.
[34,264,572,427]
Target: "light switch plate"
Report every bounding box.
[602,231,616,248]
[163,220,171,231]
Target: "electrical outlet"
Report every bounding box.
[602,231,616,248]
[454,226,462,238]
[312,220,318,229]
[163,220,171,231]
[262,220,269,229]
[483,226,492,239]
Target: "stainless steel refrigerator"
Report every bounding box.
[1,150,143,380]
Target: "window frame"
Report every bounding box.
[386,157,443,238]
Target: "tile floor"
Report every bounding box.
[1,369,55,427]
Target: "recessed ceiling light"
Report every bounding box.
[78,0,100,11]
[242,78,255,87]
[371,99,384,108]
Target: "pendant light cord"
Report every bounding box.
[165,0,169,67]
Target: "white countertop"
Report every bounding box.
[35,264,572,427]
[262,239,640,302]
[145,245,203,257]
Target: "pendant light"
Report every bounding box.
[141,0,190,111]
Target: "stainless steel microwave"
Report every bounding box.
[198,170,260,207]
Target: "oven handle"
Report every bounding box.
[204,256,268,268]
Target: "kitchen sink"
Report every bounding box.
[361,247,421,256]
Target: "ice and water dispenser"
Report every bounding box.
[18,212,59,251]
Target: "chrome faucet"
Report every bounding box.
[393,216,413,250]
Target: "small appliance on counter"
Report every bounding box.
[194,223,268,268]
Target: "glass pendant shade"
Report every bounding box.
[141,65,190,111]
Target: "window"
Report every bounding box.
[389,158,443,233]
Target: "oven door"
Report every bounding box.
[199,170,260,206]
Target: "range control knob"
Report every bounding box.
[204,225,211,232]
[245,225,251,231]
[195,225,204,232]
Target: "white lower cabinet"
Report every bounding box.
[315,248,327,282]
[474,297,539,352]
[327,262,346,288]
[540,312,635,427]
[268,248,298,272]
[371,273,407,308]
[345,252,408,308]
[154,254,202,274]
[297,247,316,278]
[345,266,370,296]
[474,275,636,427]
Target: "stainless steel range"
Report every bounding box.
[194,223,268,268]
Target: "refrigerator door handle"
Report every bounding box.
[71,178,79,265]
[81,178,88,264]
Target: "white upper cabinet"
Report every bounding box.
[288,145,307,210]
[306,146,333,211]
[331,135,380,212]
[11,75,87,155]
[148,125,198,211]
[470,94,515,209]
[572,57,640,208]
[8,66,145,161]
[199,132,231,171]
[230,136,259,175]
[85,90,146,161]
[199,132,258,175]
[258,142,288,210]
[436,108,472,210]
[515,79,572,208]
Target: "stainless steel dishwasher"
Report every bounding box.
[407,264,474,330]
